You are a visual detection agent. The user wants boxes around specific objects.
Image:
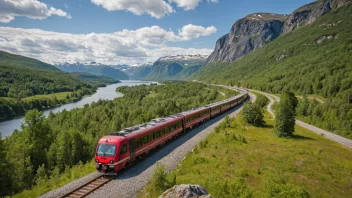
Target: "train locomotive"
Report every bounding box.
[95,87,248,174]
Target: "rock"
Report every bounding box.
[159,184,213,198]
[207,13,287,64]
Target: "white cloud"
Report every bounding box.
[0,25,215,65]
[91,0,174,19]
[0,0,71,23]
[178,24,217,40]
[91,0,218,18]
[169,0,218,10]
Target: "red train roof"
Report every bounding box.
[98,135,126,144]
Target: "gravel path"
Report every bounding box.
[251,90,352,150]
[40,91,255,198]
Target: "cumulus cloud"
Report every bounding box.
[91,0,174,19]
[91,0,218,18]
[0,0,71,23]
[178,24,217,40]
[0,25,215,65]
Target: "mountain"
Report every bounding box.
[192,3,352,138]
[70,72,120,87]
[56,62,129,80]
[207,13,287,63]
[207,0,351,64]
[111,63,152,80]
[145,55,207,80]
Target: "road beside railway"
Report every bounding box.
[250,89,352,149]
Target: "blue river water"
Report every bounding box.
[0,80,156,137]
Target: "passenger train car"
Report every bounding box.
[95,87,248,174]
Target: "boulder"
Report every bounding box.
[159,184,213,198]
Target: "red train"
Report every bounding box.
[94,87,248,174]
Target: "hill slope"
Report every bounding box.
[192,5,352,138]
[0,51,94,98]
[56,63,129,80]
[71,72,120,87]
[145,55,207,80]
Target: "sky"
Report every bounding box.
[0,0,313,65]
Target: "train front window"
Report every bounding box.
[97,144,116,156]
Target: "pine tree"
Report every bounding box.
[275,92,297,137]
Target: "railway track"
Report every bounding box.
[59,175,112,198]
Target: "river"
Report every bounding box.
[0,80,156,137]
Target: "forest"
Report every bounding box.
[192,5,352,139]
[0,82,237,196]
[0,51,121,120]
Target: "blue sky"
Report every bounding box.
[0,0,313,65]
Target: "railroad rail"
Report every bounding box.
[59,175,112,198]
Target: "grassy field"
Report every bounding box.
[141,109,352,197]
[0,92,73,102]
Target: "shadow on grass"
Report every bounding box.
[291,134,315,140]
[262,124,274,129]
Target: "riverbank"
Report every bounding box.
[0,81,155,137]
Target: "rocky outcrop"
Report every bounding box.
[207,13,287,63]
[282,0,351,34]
[159,185,213,198]
[207,0,351,64]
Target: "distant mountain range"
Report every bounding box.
[56,62,129,80]
[111,63,153,80]
[144,55,208,80]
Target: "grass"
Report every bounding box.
[0,92,73,102]
[12,161,95,198]
[140,111,352,197]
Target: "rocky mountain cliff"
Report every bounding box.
[207,0,351,63]
[282,0,351,33]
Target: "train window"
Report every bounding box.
[120,144,127,154]
[149,134,153,141]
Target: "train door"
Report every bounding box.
[129,140,136,161]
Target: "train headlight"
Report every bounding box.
[95,159,99,163]
[110,160,114,164]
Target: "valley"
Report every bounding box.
[0,0,351,197]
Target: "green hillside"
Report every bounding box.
[0,51,59,71]
[0,51,116,120]
[145,58,205,80]
[71,72,120,87]
[192,5,352,138]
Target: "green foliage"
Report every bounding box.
[70,72,120,87]
[256,94,270,108]
[275,92,297,137]
[4,82,235,196]
[208,178,252,198]
[242,102,264,126]
[265,175,310,198]
[147,163,172,196]
[0,51,118,120]
[192,5,352,139]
